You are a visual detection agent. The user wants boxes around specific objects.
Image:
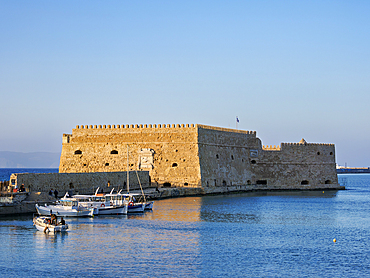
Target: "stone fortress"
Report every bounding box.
[57,123,342,194]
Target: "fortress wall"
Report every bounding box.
[10,171,149,195]
[59,123,340,192]
[254,143,338,187]
[197,126,261,187]
[59,124,202,188]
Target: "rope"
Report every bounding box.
[135,170,146,202]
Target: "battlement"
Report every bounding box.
[262,145,281,151]
[281,142,334,147]
[75,123,196,129]
[73,123,257,135]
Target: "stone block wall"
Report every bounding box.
[59,124,202,188]
[197,125,260,187]
[254,143,338,188]
[10,171,149,195]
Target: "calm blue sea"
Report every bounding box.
[0,168,58,181]
[1,169,369,277]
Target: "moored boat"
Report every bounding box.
[106,191,147,213]
[35,198,94,217]
[71,188,128,215]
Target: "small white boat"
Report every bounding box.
[35,198,94,217]
[33,215,68,233]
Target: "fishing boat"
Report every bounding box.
[125,192,154,211]
[106,191,146,213]
[33,215,68,233]
[35,198,94,217]
[72,188,128,215]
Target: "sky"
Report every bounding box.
[0,0,369,167]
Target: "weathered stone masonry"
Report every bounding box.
[58,124,340,193]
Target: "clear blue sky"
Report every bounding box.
[1,1,369,167]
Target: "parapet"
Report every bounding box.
[75,123,196,129]
[281,142,334,147]
[262,145,281,151]
[197,124,256,135]
[72,123,257,135]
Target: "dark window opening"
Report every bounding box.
[216,154,219,159]
[172,163,178,167]
[325,180,332,184]
[330,152,333,155]
[231,155,234,160]
[214,179,217,186]
[317,152,321,155]
[256,180,267,185]
[222,180,227,186]
[105,163,109,166]
[247,180,251,185]
[251,160,257,164]
[242,159,244,162]
[184,182,188,186]
[83,163,87,167]
[163,182,171,188]
[301,180,309,185]
[206,181,209,187]
[69,183,74,189]
[111,150,118,154]
[74,150,82,155]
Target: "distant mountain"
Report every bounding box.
[0,151,60,168]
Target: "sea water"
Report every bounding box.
[0,170,369,277]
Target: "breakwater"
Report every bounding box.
[337,167,370,174]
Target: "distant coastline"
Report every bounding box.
[0,151,60,168]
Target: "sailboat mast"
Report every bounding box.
[127,144,129,193]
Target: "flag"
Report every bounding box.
[236,117,239,123]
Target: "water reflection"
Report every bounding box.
[139,197,202,222]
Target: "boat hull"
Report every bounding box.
[94,205,128,215]
[36,204,94,217]
[128,203,145,213]
[33,216,68,233]
[144,201,154,210]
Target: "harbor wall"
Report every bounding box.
[9,171,150,195]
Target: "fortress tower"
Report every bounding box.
[59,124,339,191]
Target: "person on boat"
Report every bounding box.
[49,189,53,196]
[51,214,57,225]
[59,217,65,225]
